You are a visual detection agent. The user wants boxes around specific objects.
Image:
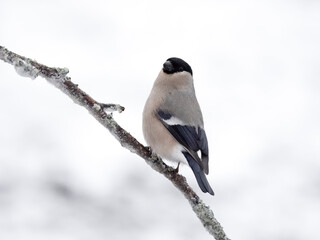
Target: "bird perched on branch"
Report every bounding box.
[143,57,214,195]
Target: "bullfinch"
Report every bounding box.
[142,57,214,195]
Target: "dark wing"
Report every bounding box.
[157,109,209,174]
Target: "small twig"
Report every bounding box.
[0,46,230,240]
[99,103,125,113]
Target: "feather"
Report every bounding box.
[182,152,214,195]
[157,109,209,174]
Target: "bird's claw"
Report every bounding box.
[173,162,180,174]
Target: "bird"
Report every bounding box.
[142,57,214,195]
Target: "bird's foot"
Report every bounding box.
[173,162,180,174]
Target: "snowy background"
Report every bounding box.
[1,0,320,239]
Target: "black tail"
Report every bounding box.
[182,152,214,195]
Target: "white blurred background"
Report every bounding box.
[1,0,319,239]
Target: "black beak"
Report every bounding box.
[163,60,174,74]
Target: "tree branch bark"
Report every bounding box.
[0,46,230,240]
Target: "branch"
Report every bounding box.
[0,46,230,240]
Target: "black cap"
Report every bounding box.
[163,57,193,76]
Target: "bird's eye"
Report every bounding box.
[178,67,184,71]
